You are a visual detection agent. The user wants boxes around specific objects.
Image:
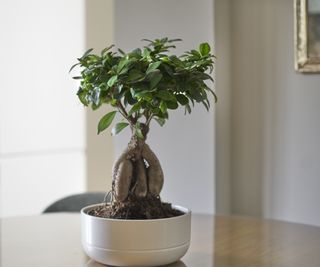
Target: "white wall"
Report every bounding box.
[114,0,215,214]
[0,0,86,216]
[85,0,115,192]
[215,0,232,214]
[216,0,320,226]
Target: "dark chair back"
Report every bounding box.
[43,192,108,213]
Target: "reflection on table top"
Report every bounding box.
[1,213,320,267]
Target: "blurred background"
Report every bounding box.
[1,0,320,227]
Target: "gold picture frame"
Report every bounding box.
[295,0,320,72]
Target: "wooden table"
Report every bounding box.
[2,213,320,267]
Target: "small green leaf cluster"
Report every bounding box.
[71,38,216,136]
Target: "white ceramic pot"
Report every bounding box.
[81,204,191,267]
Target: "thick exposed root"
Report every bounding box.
[142,144,164,196]
[114,159,133,201]
[134,158,148,197]
[112,140,164,201]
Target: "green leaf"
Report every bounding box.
[156,90,175,101]
[185,103,191,114]
[110,99,118,106]
[111,122,129,135]
[145,69,158,80]
[188,95,195,106]
[160,37,168,43]
[160,101,167,113]
[176,94,189,105]
[125,91,137,105]
[162,64,174,76]
[142,48,151,58]
[77,88,88,106]
[201,100,210,111]
[169,55,184,67]
[199,43,211,56]
[130,87,139,99]
[97,111,117,134]
[197,72,214,81]
[141,38,153,43]
[146,61,161,74]
[155,117,166,127]
[69,62,80,73]
[189,87,203,102]
[117,58,128,73]
[128,69,144,82]
[91,102,102,110]
[130,48,142,57]
[82,48,93,58]
[206,87,218,103]
[157,110,169,119]
[99,82,108,91]
[118,48,126,55]
[107,75,118,87]
[134,91,153,101]
[189,49,201,58]
[113,84,126,100]
[149,72,163,89]
[166,101,178,109]
[168,38,182,43]
[101,45,114,55]
[119,66,130,75]
[128,102,141,116]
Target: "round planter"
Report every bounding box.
[81,204,191,267]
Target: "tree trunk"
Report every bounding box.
[111,125,164,202]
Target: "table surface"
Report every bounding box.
[1,213,320,267]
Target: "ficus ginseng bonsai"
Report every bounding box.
[71,38,216,219]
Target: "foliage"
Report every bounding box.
[71,38,216,137]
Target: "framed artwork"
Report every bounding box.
[295,0,320,72]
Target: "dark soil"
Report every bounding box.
[88,195,184,220]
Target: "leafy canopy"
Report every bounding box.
[71,37,216,137]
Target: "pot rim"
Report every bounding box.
[81,203,191,222]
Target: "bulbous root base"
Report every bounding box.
[95,135,183,219]
[112,142,164,202]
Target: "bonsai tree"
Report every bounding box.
[71,38,216,219]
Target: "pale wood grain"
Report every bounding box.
[2,214,320,267]
[187,214,320,267]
